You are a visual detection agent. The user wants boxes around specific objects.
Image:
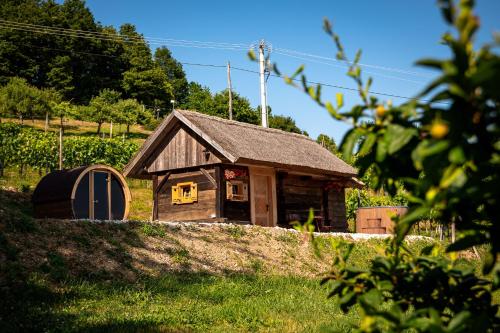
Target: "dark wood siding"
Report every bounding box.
[156,168,217,221]
[328,188,348,231]
[221,165,251,222]
[278,174,323,227]
[277,174,348,231]
[147,125,222,173]
[34,200,74,219]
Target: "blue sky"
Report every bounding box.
[85,0,499,143]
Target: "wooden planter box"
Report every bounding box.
[355,206,408,234]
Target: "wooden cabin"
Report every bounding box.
[124,110,361,231]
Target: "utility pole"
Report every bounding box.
[227,61,233,120]
[259,40,268,128]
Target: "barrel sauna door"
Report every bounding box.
[73,170,126,220]
[92,171,109,220]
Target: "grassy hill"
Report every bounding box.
[0,185,450,332]
[0,118,492,332]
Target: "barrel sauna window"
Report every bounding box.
[32,165,131,221]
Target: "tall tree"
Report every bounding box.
[182,82,216,114]
[120,24,173,109]
[316,134,339,155]
[154,47,189,106]
[46,55,74,97]
[0,77,51,124]
[269,114,306,134]
[0,0,126,103]
[213,89,259,124]
[86,89,121,134]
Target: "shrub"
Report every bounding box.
[278,0,500,331]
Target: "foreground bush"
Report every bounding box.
[277,0,500,331]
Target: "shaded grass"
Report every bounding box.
[0,272,357,333]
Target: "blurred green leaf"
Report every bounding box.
[386,125,417,155]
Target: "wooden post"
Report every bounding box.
[45,112,49,132]
[152,175,158,221]
[59,127,63,170]
[110,120,113,138]
[227,61,233,120]
[215,165,224,218]
[451,221,456,243]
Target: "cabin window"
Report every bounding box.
[226,180,248,201]
[172,182,198,204]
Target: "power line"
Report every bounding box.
[0,19,251,48]
[274,47,434,79]
[230,65,433,102]
[273,50,427,85]
[0,20,442,103]
[1,18,434,79]
[0,19,251,50]
[7,43,434,103]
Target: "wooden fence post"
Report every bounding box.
[59,127,63,170]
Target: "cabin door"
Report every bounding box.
[250,167,277,227]
[92,171,110,220]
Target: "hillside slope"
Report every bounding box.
[0,187,471,332]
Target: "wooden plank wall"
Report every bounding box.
[221,165,251,222]
[147,126,222,173]
[356,206,407,234]
[278,174,324,227]
[156,169,217,221]
[328,188,348,231]
[277,174,348,231]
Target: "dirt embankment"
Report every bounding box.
[0,216,437,284]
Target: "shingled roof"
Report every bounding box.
[124,109,357,178]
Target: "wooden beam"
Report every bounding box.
[200,167,217,189]
[123,111,178,177]
[215,165,224,218]
[152,175,158,221]
[236,158,357,178]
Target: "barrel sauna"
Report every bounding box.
[355,206,408,234]
[32,165,131,220]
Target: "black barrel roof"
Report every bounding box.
[32,166,88,205]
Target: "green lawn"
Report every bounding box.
[2,272,356,332]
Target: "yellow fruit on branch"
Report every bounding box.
[430,122,449,139]
[375,105,386,117]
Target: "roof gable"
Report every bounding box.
[146,124,224,173]
[124,110,357,178]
